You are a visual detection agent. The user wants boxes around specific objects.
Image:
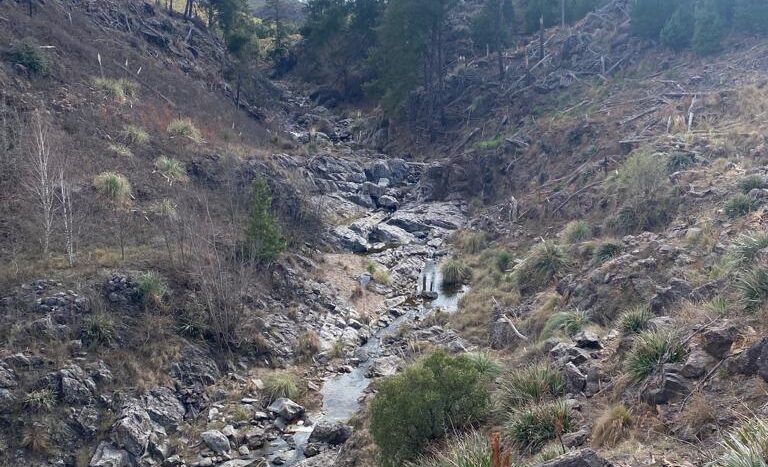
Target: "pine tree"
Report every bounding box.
[693,0,725,55]
[245,178,285,263]
[734,0,768,35]
[660,3,694,51]
[472,0,515,80]
[630,0,677,39]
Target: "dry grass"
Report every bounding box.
[591,405,632,448]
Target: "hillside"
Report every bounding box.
[3,0,768,467]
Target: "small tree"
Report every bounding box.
[244,178,285,263]
[23,112,56,261]
[630,0,676,39]
[660,3,694,51]
[472,0,515,80]
[734,0,768,35]
[94,172,132,260]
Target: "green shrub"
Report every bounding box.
[8,38,50,75]
[738,176,767,194]
[121,125,150,146]
[441,259,472,289]
[475,137,503,151]
[137,271,167,305]
[619,306,652,335]
[263,374,299,404]
[108,143,133,158]
[605,151,676,234]
[540,310,589,340]
[81,313,115,347]
[154,156,188,184]
[714,417,768,467]
[498,362,565,411]
[666,151,696,173]
[513,241,570,295]
[730,232,768,267]
[94,78,138,103]
[176,306,208,338]
[244,178,286,263]
[626,330,686,382]
[370,350,491,466]
[736,266,768,310]
[561,220,592,244]
[406,430,492,467]
[724,194,758,218]
[167,118,203,143]
[506,399,572,453]
[660,4,694,50]
[592,240,623,265]
[93,172,131,206]
[495,250,512,272]
[24,389,56,412]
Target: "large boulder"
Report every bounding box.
[202,429,231,454]
[0,363,17,388]
[366,355,403,377]
[641,363,690,404]
[267,398,305,422]
[550,343,591,366]
[539,448,612,467]
[649,278,692,313]
[143,387,185,432]
[701,323,737,359]
[170,345,220,387]
[331,226,370,253]
[111,404,154,457]
[308,421,353,445]
[89,442,130,467]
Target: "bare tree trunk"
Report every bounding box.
[539,15,545,60]
[24,112,56,261]
[57,167,75,266]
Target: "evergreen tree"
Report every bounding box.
[734,0,768,35]
[660,3,695,51]
[472,0,515,80]
[693,0,725,55]
[245,178,285,263]
[630,0,677,39]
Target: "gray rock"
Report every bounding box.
[573,330,602,349]
[170,345,220,387]
[564,362,587,394]
[201,430,231,454]
[267,398,305,422]
[370,223,413,246]
[366,355,403,377]
[73,406,100,437]
[647,316,675,332]
[549,343,591,366]
[331,226,370,253]
[89,442,130,467]
[144,387,185,432]
[539,448,612,467]
[702,323,737,359]
[111,404,154,456]
[377,195,399,210]
[682,349,716,379]
[0,388,15,414]
[362,181,384,198]
[650,278,692,313]
[308,421,352,445]
[0,363,17,389]
[219,460,258,467]
[561,429,589,448]
[642,363,689,404]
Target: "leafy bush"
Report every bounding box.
[725,194,758,218]
[441,259,472,289]
[738,176,767,194]
[605,151,675,235]
[370,351,491,466]
[167,118,203,143]
[736,266,768,310]
[24,389,56,412]
[496,250,512,272]
[619,306,652,335]
[81,313,115,347]
[263,374,299,404]
[498,362,565,411]
[540,310,589,339]
[154,156,188,184]
[626,330,686,382]
[244,178,286,263]
[561,220,592,244]
[93,172,131,206]
[94,78,138,103]
[406,430,492,467]
[506,399,572,452]
[108,143,133,158]
[513,241,570,295]
[8,38,50,75]
[714,417,768,467]
[591,405,632,448]
[121,125,150,146]
[137,271,167,305]
[729,232,768,268]
[592,239,623,265]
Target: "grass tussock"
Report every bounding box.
[296,331,321,361]
[24,389,56,412]
[94,77,138,103]
[714,417,768,467]
[93,172,131,205]
[591,405,632,448]
[625,330,686,382]
[441,259,472,289]
[539,309,589,340]
[619,306,652,335]
[560,220,592,244]
[498,362,565,411]
[724,194,759,219]
[592,239,623,265]
[738,175,767,194]
[456,230,488,254]
[121,125,150,145]
[108,143,133,158]
[81,313,115,348]
[154,156,189,184]
[512,241,570,295]
[406,430,491,467]
[137,271,167,306]
[263,374,299,404]
[729,232,768,268]
[736,266,768,311]
[506,399,572,453]
[167,117,203,143]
